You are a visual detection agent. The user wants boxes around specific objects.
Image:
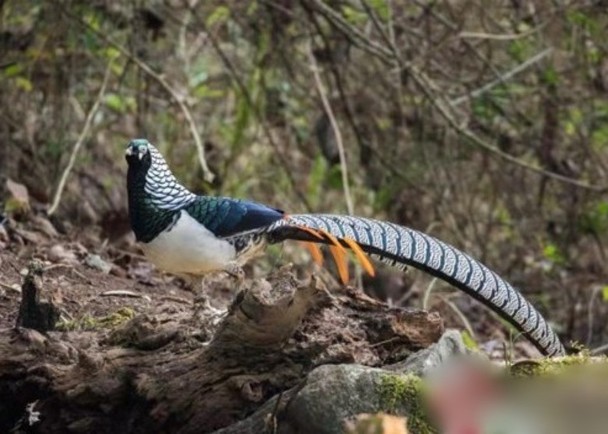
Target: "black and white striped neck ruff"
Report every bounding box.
[145,144,196,210]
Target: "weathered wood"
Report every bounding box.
[0,265,443,433]
[15,261,60,332]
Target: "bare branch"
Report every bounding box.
[308,45,354,215]
[458,29,542,40]
[406,64,606,191]
[450,48,553,107]
[48,63,112,216]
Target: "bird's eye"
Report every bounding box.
[125,140,150,159]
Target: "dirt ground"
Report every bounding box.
[0,208,545,360]
[0,214,237,335]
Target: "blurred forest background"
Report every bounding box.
[1,0,607,353]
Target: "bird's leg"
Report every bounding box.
[188,274,227,320]
[223,262,246,288]
[179,274,202,293]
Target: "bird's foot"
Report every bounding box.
[178,275,202,293]
[224,263,246,288]
[193,293,227,320]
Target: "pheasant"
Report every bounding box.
[125,139,565,357]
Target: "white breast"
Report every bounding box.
[140,210,236,275]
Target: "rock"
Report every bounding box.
[278,364,432,434]
[216,330,467,434]
[388,329,471,376]
[48,244,78,265]
[85,254,112,274]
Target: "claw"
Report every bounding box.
[225,263,246,283]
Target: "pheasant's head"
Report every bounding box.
[125,138,195,214]
[125,139,153,170]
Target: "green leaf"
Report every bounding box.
[461,330,478,350]
[104,93,135,113]
[193,84,224,99]
[189,70,208,88]
[4,63,24,78]
[206,6,230,27]
[542,243,565,265]
[84,11,101,31]
[368,0,389,20]
[579,200,608,234]
[373,186,392,212]
[4,197,28,214]
[231,92,252,148]
[567,10,599,34]
[602,286,608,302]
[15,77,33,92]
[103,47,121,61]
[327,165,344,190]
[564,107,583,137]
[591,125,608,150]
[342,5,367,25]
[541,66,559,86]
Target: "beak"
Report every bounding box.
[138,148,145,160]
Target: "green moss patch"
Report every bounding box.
[379,374,437,434]
[57,307,136,331]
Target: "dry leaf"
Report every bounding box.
[5,179,30,213]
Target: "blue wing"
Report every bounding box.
[184,196,284,237]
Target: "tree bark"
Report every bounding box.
[0,265,443,434]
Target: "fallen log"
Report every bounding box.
[0,265,443,433]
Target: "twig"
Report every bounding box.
[60,8,215,183]
[309,0,393,62]
[302,4,371,173]
[422,277,439,310]
[450,49,553,107]
[307,45,354,215]
[100,290,151,302]
[591,342,608,355]
[269,391,284,434]
[414,1,534,124]
[358,0,392,49]
[458,26,544,41]
[43,263,74,272]
[0,280,20,293]
[47,63,112,216]
[159,295,193,305]
[308,40,361,284]
[586,285,602,346]
[436,294,476,339]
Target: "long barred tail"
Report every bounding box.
[266,214,565,357]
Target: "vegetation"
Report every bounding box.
[379,373,436,433]
[1,0,607,351]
